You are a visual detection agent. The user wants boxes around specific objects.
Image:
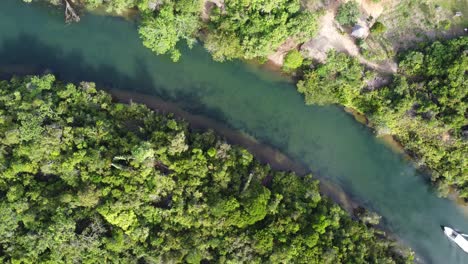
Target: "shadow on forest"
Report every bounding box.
[0,33,229,124]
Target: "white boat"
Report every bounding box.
[441,225,468,253]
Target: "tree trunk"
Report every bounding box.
[64,0,80,23]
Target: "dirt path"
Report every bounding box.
[301,0,396,74]
[203,0,397,73]
[301,9,360,61]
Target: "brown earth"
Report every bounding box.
[300,0,397,74]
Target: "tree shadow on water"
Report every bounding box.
[0,33,229,124]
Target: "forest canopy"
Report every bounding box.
[297,37,468,198]
[204,0,318,61]
[371,38,468,197]
[0,75,411,263]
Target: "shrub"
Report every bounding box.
[283,50,304,71]
[371,21,386,34]
[439,20,451,30]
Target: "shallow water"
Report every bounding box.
[1,0,467,262]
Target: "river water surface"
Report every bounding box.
[1,0,467,263]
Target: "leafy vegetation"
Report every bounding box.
[204,0,318,61]
[370,21,386,35]
[0,75,412,263]
[370,38,467,197]
[138,0,200,61]
[297,50,367,106]
[83,0,137,13]
[335,1,360,26]
[297,37,468,198]
[282,50,304,72]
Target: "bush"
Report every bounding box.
[336,1,360,26]
[297,51,365,106]
[283,50,304,72]
[439,20,451,30]
[371,21,386,34]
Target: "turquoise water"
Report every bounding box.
[1,0,467,263]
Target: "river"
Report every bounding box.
[1,0,467,263]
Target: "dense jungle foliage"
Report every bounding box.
[0,75,412,263]
[204,0,318,61]
[28,0,318,62]
[297,37,468,198]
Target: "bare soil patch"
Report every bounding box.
[267,38,298,67]
[301,1,396,74]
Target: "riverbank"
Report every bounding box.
[344,107,411,159]
[110,88,416,262]
[3,1,468,261]
[111,89,358,212]
[343,103,468,207]
[0,74,413,263]
[0,56,414,259]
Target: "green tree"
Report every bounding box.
[138,1,200,61]
[282,50,304,72]
[205,0,318,61]
[297,51,365,106]
[336,1,360,26]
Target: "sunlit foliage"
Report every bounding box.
[297,50,366,106]
[204,0,319,61]
[138,0,200,62]
[0,75,411,263]
[283,50,304,72]
[297,37,468,198]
